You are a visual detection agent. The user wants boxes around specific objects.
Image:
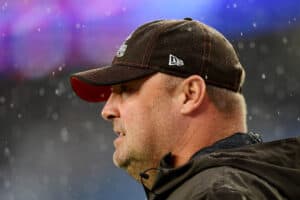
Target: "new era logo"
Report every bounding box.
[169,54,184,67]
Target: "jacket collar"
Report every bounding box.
[190,132,262,161]
[144,132,262,199]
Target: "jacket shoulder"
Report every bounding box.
[166,166,284,200]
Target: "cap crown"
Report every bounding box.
[112,19,244,92]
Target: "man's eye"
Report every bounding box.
[120,85,128,93]
[119,85,135,94]
[111,84,136,94]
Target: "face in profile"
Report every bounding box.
[101,73,178,172]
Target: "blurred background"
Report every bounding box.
[1,0,300,199]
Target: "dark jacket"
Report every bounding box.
[143,133,300,200]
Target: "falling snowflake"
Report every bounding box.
[75,23,81,29]
[249,42,256,48]
[58,63,65,72]
[17,113,22,119]
[275,66,284,75]
[52,112,59,120]
[46,7,51,14]
[0,96,5,104]
[39,88,45,96]
[55,89,60,96]
[4,147,10,157]
[60,127,69,143]
[1,2,8,11]
[237,42,244,49]
[282,37,288,44]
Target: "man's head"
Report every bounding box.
[70,18,244,102]
[70,18,247,185]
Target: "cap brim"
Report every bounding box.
[70,65,157,102]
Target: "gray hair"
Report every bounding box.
[163,74,247,119]
[206,85,247,116]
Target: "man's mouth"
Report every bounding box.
[117,132,126,137]
[114,130,126,137]
[113,131,125,147]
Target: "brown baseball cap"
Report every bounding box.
[70,18,245,102]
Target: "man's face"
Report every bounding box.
[101,73,177,171]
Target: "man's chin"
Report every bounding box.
[113,153,130,168]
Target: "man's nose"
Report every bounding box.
[101,94,120,121]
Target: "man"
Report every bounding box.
[70,18,300,199]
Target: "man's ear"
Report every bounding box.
[179,75,206,114]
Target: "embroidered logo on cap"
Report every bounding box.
[116,33,133,57]
[169,54,184,66]
[116,44,127,57]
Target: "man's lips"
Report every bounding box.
[113,132,125,147]
[113,123,126,143]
